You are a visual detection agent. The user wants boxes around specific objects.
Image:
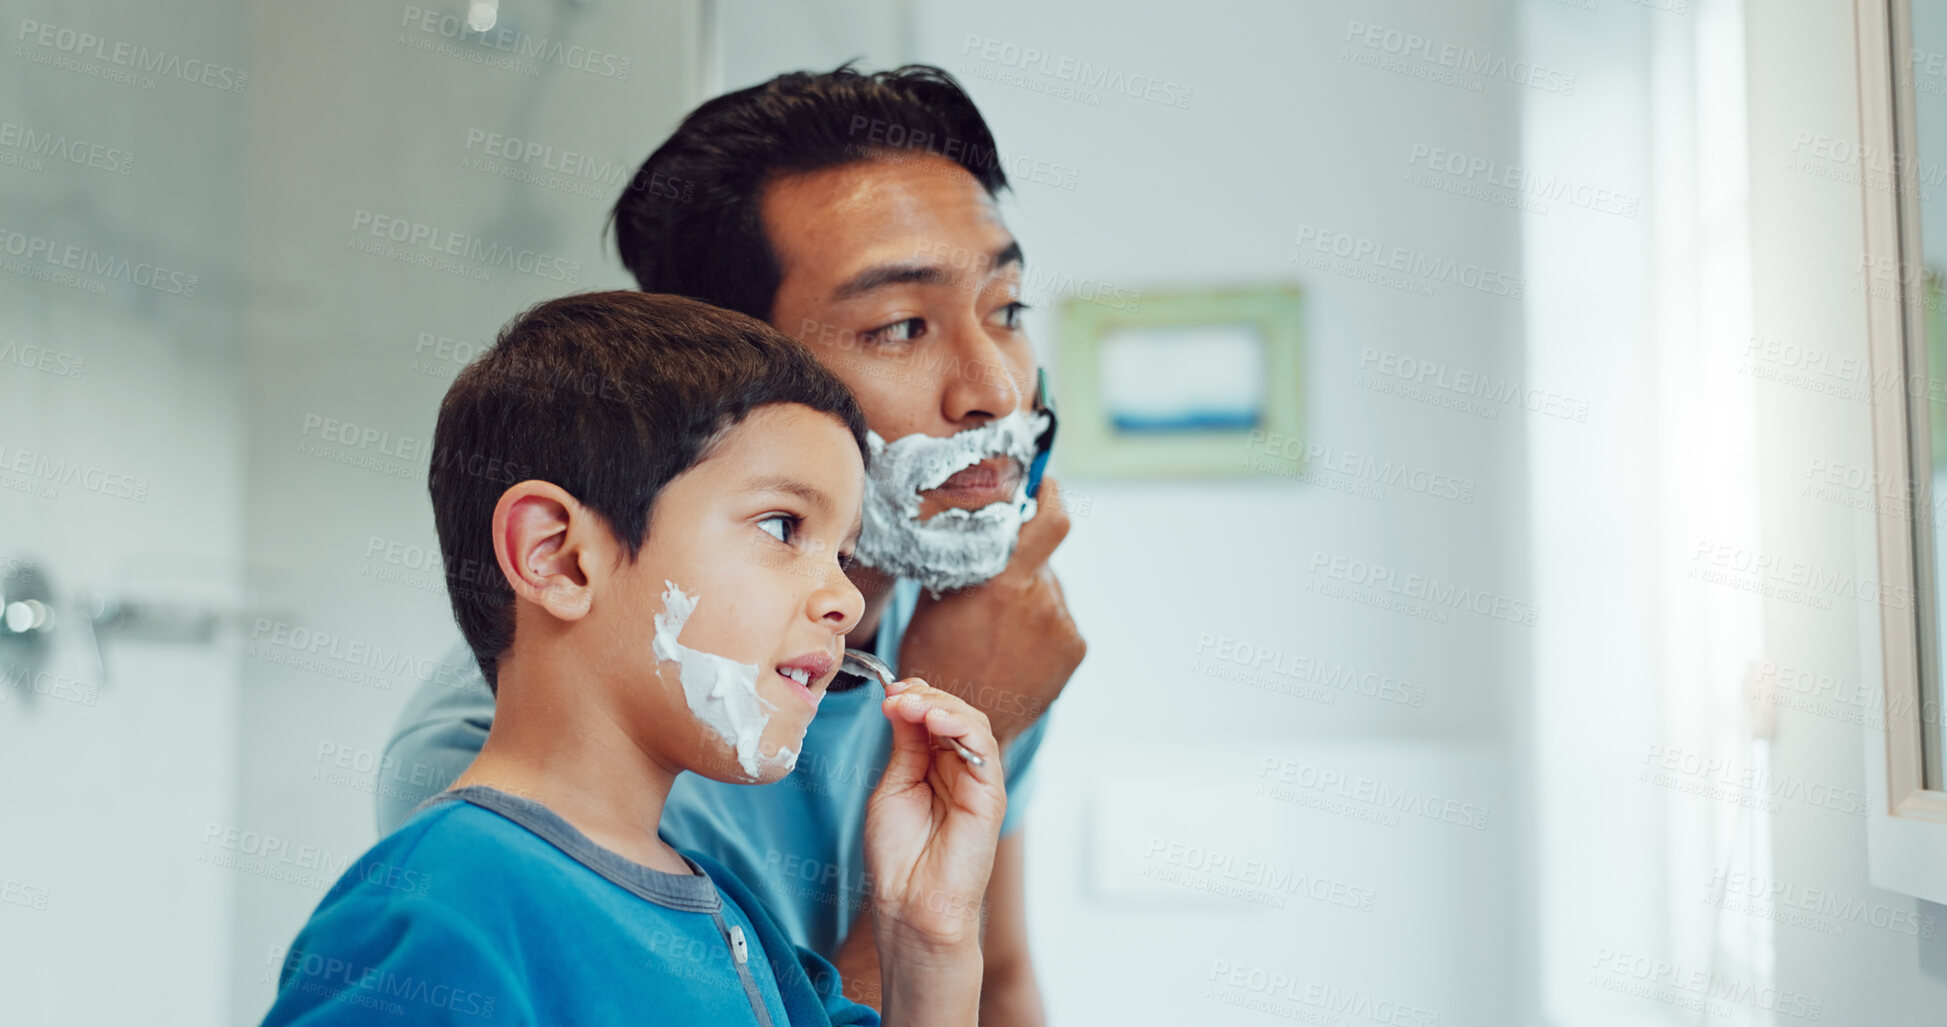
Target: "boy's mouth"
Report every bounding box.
[774,652,835,709]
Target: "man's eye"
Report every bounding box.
[865,317,925,345]
[994,301,1030,331]
[757,514,796,545]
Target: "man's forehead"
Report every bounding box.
[762,157,1015,284]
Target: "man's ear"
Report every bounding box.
[491,481,607,622]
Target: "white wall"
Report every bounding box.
[0,0,248,1022]
[910,0,1533,1021]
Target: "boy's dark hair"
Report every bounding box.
[610,63,1009,322]
[430,291,870,693]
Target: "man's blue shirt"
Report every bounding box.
[262,786,877,1026]
[376,577,1049,958]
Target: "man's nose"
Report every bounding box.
[939,316,1022,424]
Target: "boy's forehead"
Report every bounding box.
[700,406,865,497]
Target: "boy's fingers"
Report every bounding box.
[889,691,999,778]
[877,700,938,793]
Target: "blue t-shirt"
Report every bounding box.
[376,577,1050,958]
[262,786,877,1026]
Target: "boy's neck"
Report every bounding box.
[453,645,690,875]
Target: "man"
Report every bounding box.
[379,65,1086,1024]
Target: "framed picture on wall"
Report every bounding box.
[1055,285,1304,478]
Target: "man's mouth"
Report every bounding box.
[921,456,1023,511]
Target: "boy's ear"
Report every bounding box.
[491,481,608,622]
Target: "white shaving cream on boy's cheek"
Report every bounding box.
[854,407,1051,594]
[651,581,796,779]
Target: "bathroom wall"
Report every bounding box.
[0,0,248,1021]
[907,0,1534,1020]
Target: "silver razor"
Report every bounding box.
[840,648,987,767]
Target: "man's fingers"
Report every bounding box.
[1008,474,1071,572]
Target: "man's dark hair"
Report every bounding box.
[429,290,869,693]
[610,63,1009,321]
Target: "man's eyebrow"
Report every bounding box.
[740,474,833,513]
[830,240,1025,302]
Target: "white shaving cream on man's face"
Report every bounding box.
[651,581,795,779]
[854,407,1051,594]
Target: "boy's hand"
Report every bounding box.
[898,476,1087,745]
[865,677,1006,962]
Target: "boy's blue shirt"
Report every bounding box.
[262,786,877,1027]
[377,577,1051,959]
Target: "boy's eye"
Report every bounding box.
[838,550,857,571]
[865,317,925,345]
[757,514,796,545]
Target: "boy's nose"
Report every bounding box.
[812,570,865,634]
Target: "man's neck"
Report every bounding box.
[452,647,689,874]
[848,565,898,649]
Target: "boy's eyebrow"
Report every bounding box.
[741,474,833,512]
[830,240,1025,302]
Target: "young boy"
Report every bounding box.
[261,292,1005,1026]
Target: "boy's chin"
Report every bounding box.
[688,737,804,785]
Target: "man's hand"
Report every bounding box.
[899,476,1087,745]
